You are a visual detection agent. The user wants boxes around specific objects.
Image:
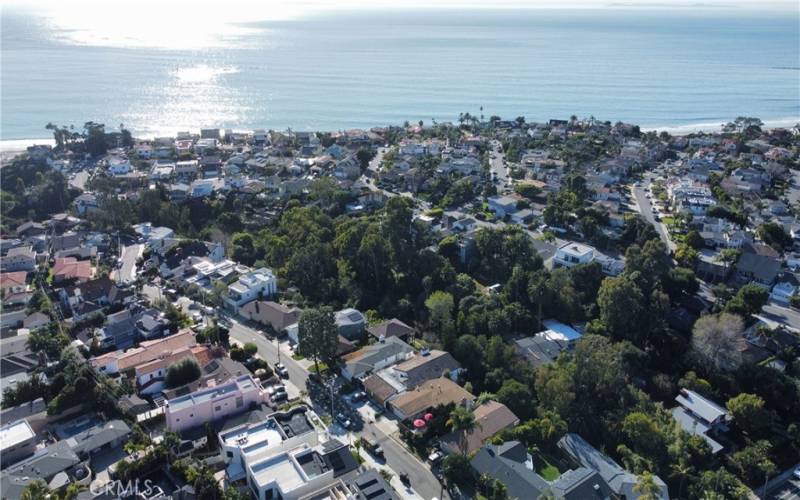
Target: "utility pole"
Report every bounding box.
[329,377,335,422]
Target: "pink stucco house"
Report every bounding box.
[165,374,268,432]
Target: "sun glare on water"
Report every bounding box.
[27,0,304,50]
[173,65,240,83]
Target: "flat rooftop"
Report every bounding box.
[557,241,595,256]
[168,375,256,412]
[540,319,581,342]
[274,408,314,438]
[221,420,284,456]
[251,452,306,491]
[0,419,34,448]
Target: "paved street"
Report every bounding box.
[227,315,448,500]
[110,243,143,284]
[631,180,676,251]
[759,301,800,332]
[227,317,309,390]
[368,147,388,175]
[489,140,508,184]
[358,424,445,500]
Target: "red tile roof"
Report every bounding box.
[0,271,27,290]
[52,257,93,280]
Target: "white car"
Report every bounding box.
[267,384,286,396]
[275,363,289,378]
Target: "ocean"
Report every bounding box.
[1,7,798,142]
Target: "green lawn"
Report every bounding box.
[533,453,562,481]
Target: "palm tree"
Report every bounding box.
[20,480,49,500]
[634,471,661,500]
[446,405,480,455]
[476,392,496,406]
[671,459,694,499]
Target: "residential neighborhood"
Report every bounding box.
[1,115,799,500]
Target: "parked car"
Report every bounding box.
[275,363,289,378]
[267,384,286,396]
[336,413,352,429]
[361,436,383,457]
[351,391,367,402]
[428,450,443,465]
[270,391,288,403]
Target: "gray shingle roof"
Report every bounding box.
[344,337,413,379]
[558,433,669,500]
[470,441,549,500]
[550,467,613,500]
[2,441,81,499]
[68,419,131,456]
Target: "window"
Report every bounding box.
[236,397,243,408]
[227,451,233,458]
[215,405,221,412]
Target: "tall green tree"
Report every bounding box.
[596,276,646,343]
[297,307,338,374]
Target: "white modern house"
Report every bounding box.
[225,268,278,309]
[108,156,132,176]
[539,319,582,347]
[219,408,320,483]
[553,242,595,268]
[488,195,520,218]
[0,419,37,467]
[133,223,175,254]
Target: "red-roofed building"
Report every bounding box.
[0,271,28,294]
[52,257,94,283]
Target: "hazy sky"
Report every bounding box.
[5,0,798,14]
[3,0,796,50]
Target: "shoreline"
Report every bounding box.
[2,117,798,156]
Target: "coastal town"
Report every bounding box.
[1,115,800,500]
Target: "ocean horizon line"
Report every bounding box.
[2,116,798,152]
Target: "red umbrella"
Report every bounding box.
[413,419,426,428]
[424,413,434,421]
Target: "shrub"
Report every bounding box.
[165,358,202,388]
